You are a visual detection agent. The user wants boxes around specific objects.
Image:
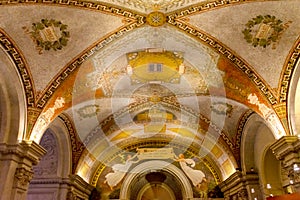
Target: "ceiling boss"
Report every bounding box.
[146,11,166,27]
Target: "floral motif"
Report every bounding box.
[242,15,291,48]
[27,19,70,53]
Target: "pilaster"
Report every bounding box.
[219,170,263,200]
[270,136,300,193]
[0,141,46,200]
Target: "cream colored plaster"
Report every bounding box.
[0,5,124,92]
[188,0,300,89]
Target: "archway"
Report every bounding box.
[288,59,300,136]
[241,113,283,199]
[27,117,72,200]
[120,160,194,200]
[0,48,26,143]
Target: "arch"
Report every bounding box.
[28,117,72,200]
[288,59,300,136]
[241,113,284,198]
[119,160,194,200]
[0,45,27,143]
[241,114,276,173]
[261,148,284,197]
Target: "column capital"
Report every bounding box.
[0,141,46,165]
[269,136,299,160]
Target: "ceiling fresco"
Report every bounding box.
[1,0,299,193]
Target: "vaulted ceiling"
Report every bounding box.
[1,0,299,186]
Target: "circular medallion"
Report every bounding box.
[146,11,166,27]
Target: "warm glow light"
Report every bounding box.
[294,163,300,171]
[267,183,271,189]
[179,64,185,74]
[251,188,255,193]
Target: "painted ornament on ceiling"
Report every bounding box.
[24,18,70,54]
[242,15,291,49]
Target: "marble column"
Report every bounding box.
[270,136,300,193]
[0,141,46,200]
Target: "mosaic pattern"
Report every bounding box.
[167,19,278,105]
[91,138,223,186]
[36,21,145,109]
[0,29,35,107]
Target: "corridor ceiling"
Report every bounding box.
[1,0,299,184]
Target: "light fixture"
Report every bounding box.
[266,183,271,189]
[293,163,300,171]
[251,188,255,193]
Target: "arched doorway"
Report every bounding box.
[120,160,193,200]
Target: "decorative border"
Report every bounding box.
[279,39,300,103]
[235,109,254,149]
[166,0,253,18]
[83,98,235,151]
[58,113,85,174]
[0,0,146,22]
[167,19,278,105]
[91,137,222,186]
[0,1,145,109]
[0,29,35,107]
[36,21,145,108]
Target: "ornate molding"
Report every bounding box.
[235,109,254,149]
[91,136,223,186]
[59,114,85,174]
[0,29,35,107]
[166,18,278,106]
[14,167,33,189]
[269,136,299,161]
[83,98,234,152]
[0,0,144,21]
[0,141,46,165]
[167,0,254,17]
[36,22,145,109]
[279,39,300,103]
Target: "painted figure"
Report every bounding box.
[104,154,139,190]
[175,154,206,188]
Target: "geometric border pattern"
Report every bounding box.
[0,29,35,107]
[0,0,145,109]
[36,21,144,108]
[91,137,223,186]
[279,39,300,103]
[58,113,85,174]
[234,109,254,166]
[166,0,252,17]
[167,18,278,105]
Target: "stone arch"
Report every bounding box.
[241,113,283,198]
[27,117,73,200]
[120,160,194,200]
[0,47,27,143]
[261,148,284,197]
[288,59,300,136]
